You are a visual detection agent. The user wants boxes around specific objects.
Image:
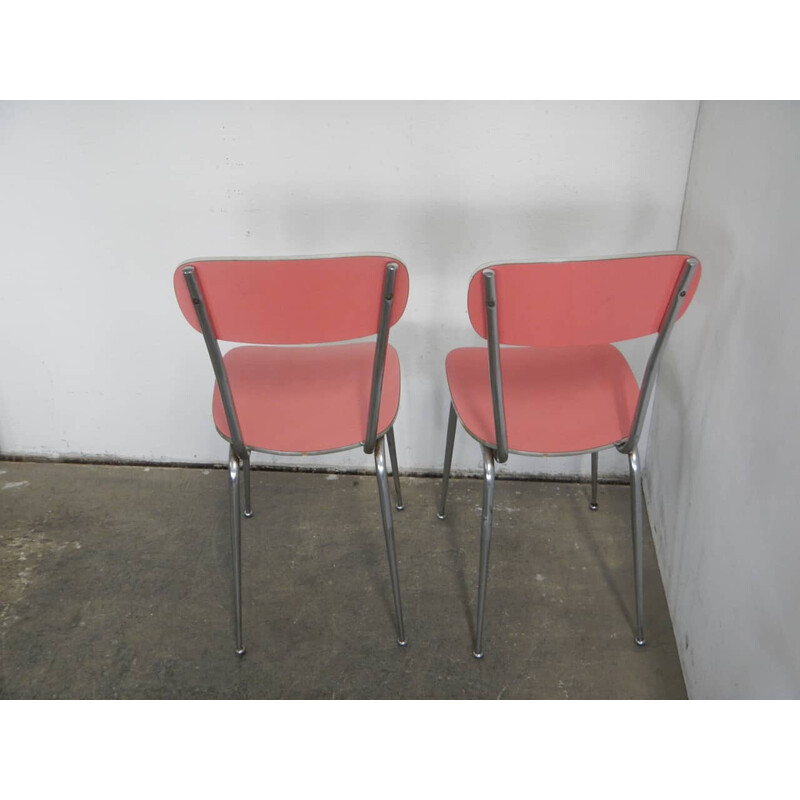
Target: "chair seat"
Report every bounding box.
[213,342,401,454]
[445,345,639,454]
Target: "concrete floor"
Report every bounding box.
[0,460,686,699]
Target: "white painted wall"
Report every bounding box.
[0,101,697,476]
[647,101,800,697]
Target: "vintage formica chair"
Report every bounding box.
[437,252,701,658]
[174,254,409,656]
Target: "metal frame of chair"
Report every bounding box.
[437,252,701,657]
[175,254,408,656]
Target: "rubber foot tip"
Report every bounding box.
[437,513,446,520]
[244,511,254,518]
[472,651,484,659]
[589,503,598,511]
[635,637,646,647]
[395,504,405,511]
[397,639,408,647]
[235,647,246,657]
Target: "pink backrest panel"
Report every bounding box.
[467,254,701,346]
[174,255,409,344]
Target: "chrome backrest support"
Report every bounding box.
[182,265,248,462]
[483,269,509,464]
[364,262,398,455]
[618,256,700,455]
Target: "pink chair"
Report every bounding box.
[437,252,701,657]
[174,254,409,656]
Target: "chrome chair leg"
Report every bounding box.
[242,449,253,518]
[228,447,246,656]
[473,445,496,659]
[438,402,458,519]
[386,426,404,511]
[374,436,407,646]
[629,447,645,646]
[590,450,599,510]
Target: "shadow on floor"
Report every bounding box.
[0,461,686,699]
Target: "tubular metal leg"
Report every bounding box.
[242,450,253,518]
[228,448,246,656]
[438,403,458,519]
[629,448,645,646]
[473,446,496,659]
[374,436,407,646]
[386,426,404,511]
[590,451,599,511]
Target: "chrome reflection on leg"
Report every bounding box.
[386,426,404,510]
[243,450,253,518]
[629,447,645,646]
[228,447,245,656]
[374,436,407,646]
[473,445,496,659]
[438,403,458,519]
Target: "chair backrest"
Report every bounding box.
[467,253,701,346]
[174,254,410,344]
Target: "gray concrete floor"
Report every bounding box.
[0,460,686,699]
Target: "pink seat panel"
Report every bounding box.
[467,254,701,346]
[446,345,640,455]
[175,255,409,344]
[213,343,401,454]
